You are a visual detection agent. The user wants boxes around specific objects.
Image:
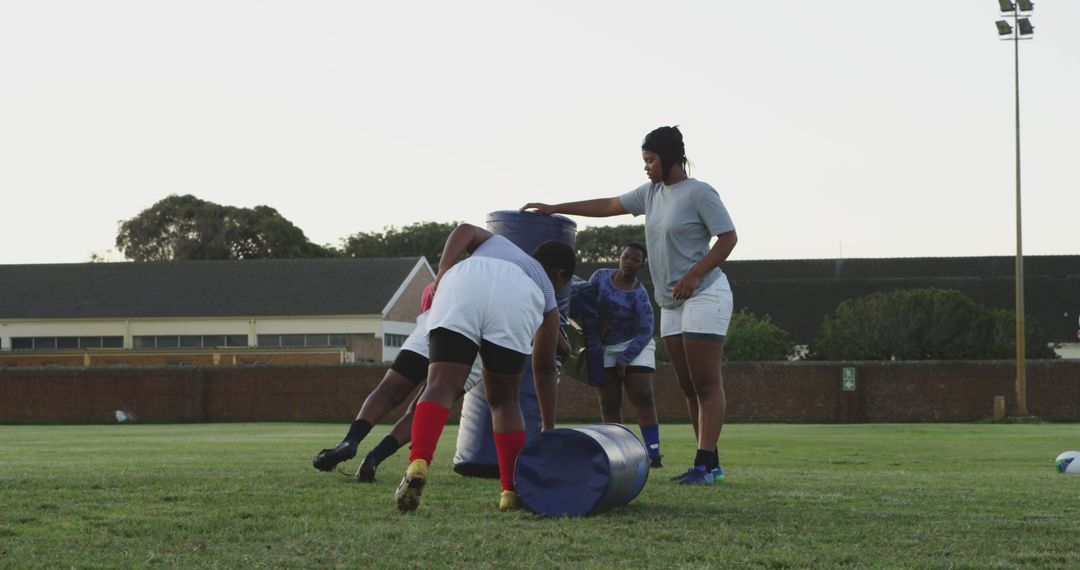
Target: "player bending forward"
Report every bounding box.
[310,282,483,482]
[395,223,574,513]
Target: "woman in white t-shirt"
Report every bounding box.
[522,126,738,485]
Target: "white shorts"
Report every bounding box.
[400,312,483,392]
[400,312,431,357]
[602,338,657,369]
[659,274,733,337]
[426,256,545,356]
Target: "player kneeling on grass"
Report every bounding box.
[396,223,574,513]
[310,282,483,482]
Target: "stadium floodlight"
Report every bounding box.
[992,0,1035,417]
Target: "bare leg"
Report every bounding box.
[594,369,624,423]
[355,388,423,483]
[385,390,421,445]
[664,335,699,441]
[314,369,421,472]
[356,370,421,424]
[418,362,469,409]
[681,337,726,453]
[623,370,658,427]
[397,362,470,512]
[483,369,525,434]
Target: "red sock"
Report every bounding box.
[409,402,450,463]
[493,431,526,492]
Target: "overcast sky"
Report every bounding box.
[2,1,1077,265]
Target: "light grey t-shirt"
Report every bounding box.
[472,235,558,312]
[619,178,735,309]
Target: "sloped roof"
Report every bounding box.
[0,258,430,320]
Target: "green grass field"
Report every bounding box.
[2,422,1079,569]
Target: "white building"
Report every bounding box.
[0,257,433,365]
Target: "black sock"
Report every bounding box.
[343,419,372,446]
[694,448,718,471]
[365,434,404,464]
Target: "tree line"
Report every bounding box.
[114,194,644,263]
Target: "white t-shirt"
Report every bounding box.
[472,235,558,313]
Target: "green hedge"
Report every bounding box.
[808,288,1057,360]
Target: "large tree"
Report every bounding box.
[343,222,648,265]
[342,221,461,264]
[574,224,646,263]
[116,195,338,261]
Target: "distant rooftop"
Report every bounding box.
[0,258,429,320]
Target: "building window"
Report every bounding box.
[257,334,355,348]
[280,334,305,348]
[11,336,123,351]
[133,335,248,349]
[384,334,407,348]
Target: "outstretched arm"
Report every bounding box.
[531,309,562,431]
[521,197,628,218]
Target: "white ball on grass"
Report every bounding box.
[1055,450,1080,474]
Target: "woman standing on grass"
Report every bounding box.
[522,125,737,485]
[587,242,663,468]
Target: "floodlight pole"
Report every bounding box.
[1013,34,1028,417]
[1008,3,1028,416]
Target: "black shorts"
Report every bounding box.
[428,327,528,376]
[389,349,429,385]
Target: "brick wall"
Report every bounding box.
[2,360,1078,424]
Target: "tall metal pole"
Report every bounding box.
[1012,4,1028,417]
